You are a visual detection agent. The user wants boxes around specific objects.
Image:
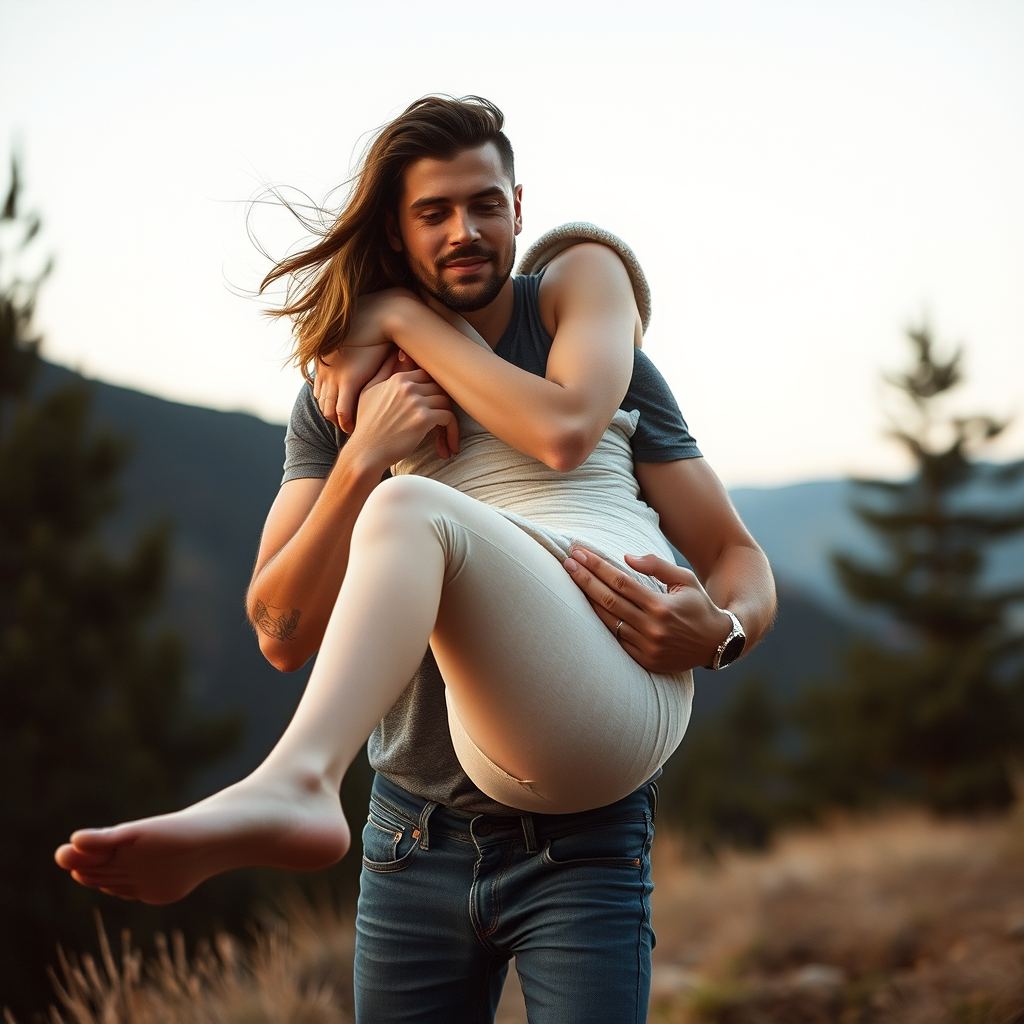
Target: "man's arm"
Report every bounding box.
[564,458,776,673]
[247,357,458,671]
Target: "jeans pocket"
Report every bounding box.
[541,815,652,869]
[361,799,421,873]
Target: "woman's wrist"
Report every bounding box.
[384,294,434,351]
[341,289,420,348]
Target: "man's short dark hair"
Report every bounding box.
[378,95,515,191]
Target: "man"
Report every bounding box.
[248,96,775,1022]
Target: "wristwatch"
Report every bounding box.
[705,610,746,670]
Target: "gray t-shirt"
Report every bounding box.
[282,273,701,814]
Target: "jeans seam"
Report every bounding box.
[488,842,514,941]
[371,785,489,844]
[361,851,418,873]
[469,839,486,948]
[469,839,514,948]
[634,811,654,1022]
[369,793,419,824]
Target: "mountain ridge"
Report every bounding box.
[31,361,1019,790]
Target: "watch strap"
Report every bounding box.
[706,610,746,670]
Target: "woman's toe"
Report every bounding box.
[69,827,123,850]
[56,843,113,870]
[72,866,126,884]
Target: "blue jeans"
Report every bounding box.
[354,774,658,1024]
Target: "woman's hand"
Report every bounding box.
[316,345,459,460]
[314,344,394,432]
[313,288,429,432]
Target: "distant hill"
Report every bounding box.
[691,578,855,724]
[35,363,1019,783]
[36,362,306,791]
[731,474,1024,621]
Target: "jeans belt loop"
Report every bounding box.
[416,801,439,850]
[648,781,659,821]
[520,814,538,854]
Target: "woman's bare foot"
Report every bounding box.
[53,768,350,904]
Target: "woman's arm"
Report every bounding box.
[331,243,640,472]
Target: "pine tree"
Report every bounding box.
[0,159,240,1015]
[660,677,787,852]
[794,326,1024,813]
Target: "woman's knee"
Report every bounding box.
[352,475,455,544]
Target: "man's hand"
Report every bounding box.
[347,349,460,471]
[563,546,732,673]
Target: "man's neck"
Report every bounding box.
[457,277,515,350]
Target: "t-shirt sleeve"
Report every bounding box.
[281,383,345,484]
[623,349,702,462]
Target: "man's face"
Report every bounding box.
[389,143,522,313]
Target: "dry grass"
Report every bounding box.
[13,810,1024,1023]
[6,899,356,1024]
[649,807,1024,1023]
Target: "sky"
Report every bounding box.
[1,0,1021,487]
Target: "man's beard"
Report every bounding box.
[411,241,516,313]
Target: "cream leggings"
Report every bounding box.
[275,474,691,814]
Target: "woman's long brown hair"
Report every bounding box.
[261,95,515,381]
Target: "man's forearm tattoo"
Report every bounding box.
[252,600,301,641]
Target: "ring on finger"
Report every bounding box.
[615,619,624,640]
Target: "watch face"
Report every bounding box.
[718,634,746,668]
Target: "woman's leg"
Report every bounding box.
[56,475,688,902]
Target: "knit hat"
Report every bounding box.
[515,221,652,335]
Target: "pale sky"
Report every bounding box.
[1,0,1021,487]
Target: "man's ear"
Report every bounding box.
[385,209,403,253]
[513,184,524,236]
